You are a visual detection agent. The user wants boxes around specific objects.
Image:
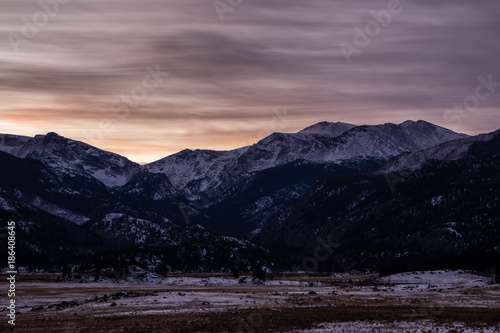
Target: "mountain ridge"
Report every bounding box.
[1,120,468,194]
[0,120,498,275]
[0,132,142,188]
[145,120,468,193]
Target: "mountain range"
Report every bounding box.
[1,120,498,277]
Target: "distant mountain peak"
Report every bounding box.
[144,119,469,191]
[0,132,141,188]
[298,121,356,136]
[0,120,470,192]
[34,132,62,139]
[399,120,417,126]
[378,128,499,174]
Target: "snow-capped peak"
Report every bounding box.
[145,146,249,191]
[0,132,142,188]
[0,120,470,191]
[145,120,469,192]
[298,121,356,136]
[377,128,500,174]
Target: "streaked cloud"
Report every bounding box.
[1,0,499,162]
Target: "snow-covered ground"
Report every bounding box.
[287,321,500,333]
[378,270,491,289]
[2,270,498,332]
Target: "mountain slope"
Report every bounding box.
[258,130,500,273]
[145,120,467,195]
[154,120,468,237]
[145,147,248,195]
[0,150,181,226]
[230,120,467,173]
[0,149,271,274]
[85,218,272,273]
[191,159,386,237]
[378,129,500,174]
[0,132,141,188]
[0,120,488,276]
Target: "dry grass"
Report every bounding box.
[1,273,499,332]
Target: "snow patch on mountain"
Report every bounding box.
[0,134,31,155]
[378,129,498,174]
[0,132,142,188]
[145,147,249,191]
[31,196,90,225]
[144,120,468,196]
[95,213,174,245]
[0,193,16,212]
[0,121,470,194]
[237,120,468,172]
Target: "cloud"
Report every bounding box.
[0,0,499,161]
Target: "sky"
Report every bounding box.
[1,0,499,163]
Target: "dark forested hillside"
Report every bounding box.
[259,144,500,274]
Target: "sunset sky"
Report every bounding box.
[1,0,499,163]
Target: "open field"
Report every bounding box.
[1,271,499,332]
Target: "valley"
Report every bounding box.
[1,270,499,332]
